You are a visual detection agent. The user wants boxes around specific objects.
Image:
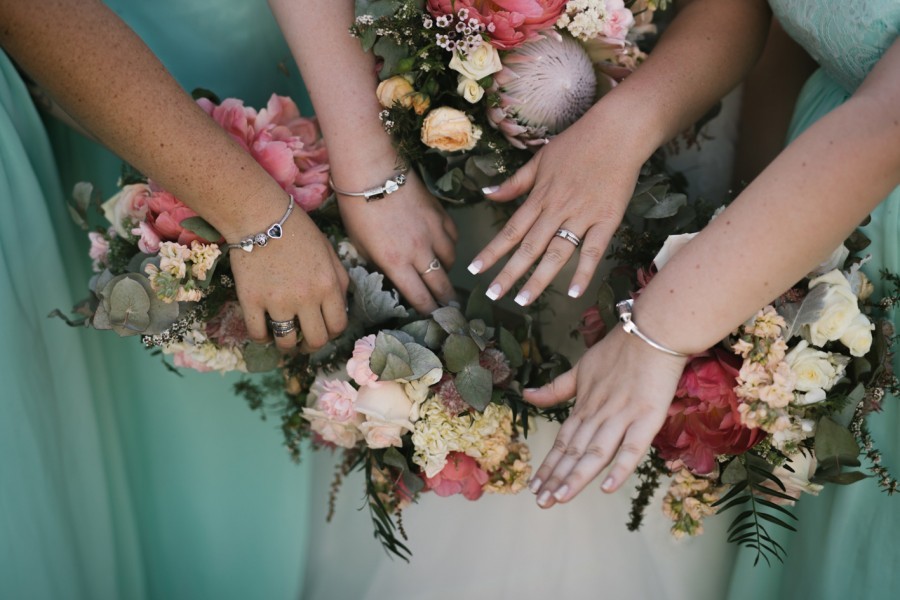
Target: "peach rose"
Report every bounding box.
[421,107,482,152]
[376,75,416,109]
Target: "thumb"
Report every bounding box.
[481,152,540,202]
[524,367,577,407]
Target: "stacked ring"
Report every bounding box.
[268,317,299,338]
[555,228,582,247]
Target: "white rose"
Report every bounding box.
[805,270,861,346]
[449,43,502,81]
[457,76,485,103]
[766,448,823,505]
[839,312,875,357]
[785,340,845,397]
[355,382,415,448]
[652,233,698,270]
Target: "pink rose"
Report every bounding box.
[101,183,151,238]
[653,349,763,475]
[599,0,635,40]
[346,335,379,387]
[424,452,489,500]
[303,377,364,448]
[578,305,607,348]
[251,133,301,188]
[88,231,110,271]
[314,379,360,422]
[205,301,249,347]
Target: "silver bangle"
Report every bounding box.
[329,171,407,202]
[616,299,688,358]
[223,195,294,253]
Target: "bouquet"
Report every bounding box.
[580,200,899,565]
[351,0,669,203]
[55,92,330,374]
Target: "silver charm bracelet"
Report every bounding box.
[616,298,689,358]
[224,195,294,253]
[329,171,407,202]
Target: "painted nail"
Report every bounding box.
[486,283,502,301]
[523,388,538,393]
[537,490,552,507]
[528,478,542,494]
[514,290,531,306]
[447,300,461,309]
[601,476,615,492]
[467,260,483,275]
[553,484,569,502]
[482,185,500,195]
[568,284,582,298]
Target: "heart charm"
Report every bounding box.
[239,239,254,252]
[267,224,283,239]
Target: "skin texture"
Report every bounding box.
[526,22,900,508]
[268,0,459,316]
[0,0,349,352]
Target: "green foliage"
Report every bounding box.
[627,450,667,531]
[348,266,410,326]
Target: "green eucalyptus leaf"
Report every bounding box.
[370,331,412,378]
[443,333,480,373]
[813,470,868,485]
[108,277,151,332]
[465,282,494,325]
[432,306,469,335]
[179,216,221,243]
[243,342,282,373]
[381,353,415,381]
[69,182,95,229]
[644,192,687,219]
[405,343,443,381]
[355,0,402,18]
[383,446,408,471]
[401,470,425,494]
[454,364,493,411]
[498,327,524,369]
[435,168,466,194]
[722,458,749,484]
[400,320,430,345]
[815,416,861,468]
[374,36,409,79]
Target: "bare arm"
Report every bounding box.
[528,38,900,507]
[469,0,773,304]
[268,0,459,315]
[0,0,348,349]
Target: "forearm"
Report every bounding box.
[582,0,771,159]
[637,40,900,354]
[0,0,292,240]
[268,0,398,188]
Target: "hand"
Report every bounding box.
[230,209,349,353]
[337,171,458,314]
[524,326,688,508]
[467,115,643,305]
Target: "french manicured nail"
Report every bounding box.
[514,290,531,306]
[486,283,501,301]
[523,387,538,393]
[568,284,582,298]
[528,478,542,494]
[482,185,500,195]
[537,490,552,507]
[601,476,615,492]
[447,300,461,309]
[553,484,569,502]
[467,260,483,275]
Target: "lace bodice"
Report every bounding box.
[768,0,900,93]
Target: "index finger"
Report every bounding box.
[466,198,542,275]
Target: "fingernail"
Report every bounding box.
[447,300,461,309]
[553,484,569,502]
[486,283,501,301]
[482,185,500,195]
[568,284,582,298]
[514,290,531,306]
[467,260,483,275]
[528,478,542,494]
[601,476,615,492]
[537,490,552,507]
[523,387,538,393]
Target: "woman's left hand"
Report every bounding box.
[524,325,688,508]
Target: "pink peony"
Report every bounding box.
[424,452,489,500]
[346,335,379,387]
[197,97,257,151]
[427,0,566,49]
[653,349,764,475]
[205,301,249,347]
[578,305,607,348]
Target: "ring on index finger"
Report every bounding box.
[555,228,582,247]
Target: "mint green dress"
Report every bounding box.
[2,3,314,599]
[729,2,900,598]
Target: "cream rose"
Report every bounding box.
[652,232,698,270]
[839,312,875,357]
[785,340,846,403]
[457,76,485,103]
[805,270,861,346]
[102,183,151,238]
[355,382,415,449]
[420,107,482,152]
[376,75,415,109]
[766,448,823,505]
[449,43,502,81]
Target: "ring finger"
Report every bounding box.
[268,313,300,352]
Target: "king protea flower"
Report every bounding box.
[487,32,596,149]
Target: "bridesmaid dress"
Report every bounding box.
[16,2,316,598]
[728,2,900,598]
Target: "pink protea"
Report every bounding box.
[487,33,596,149]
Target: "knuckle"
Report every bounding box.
[551,438,568,453]
[542,247,565,265]
[517,239,539,259]
[500,223,521,244]
[563,445,583,458]
[585,444,606,459]
[579,244,604,261]
[619,442,646,458]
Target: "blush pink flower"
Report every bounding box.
[142,190,214,247]
[653,349,764,475]
[427,0,566,49]
[196,97,257,151]
[133,221,162,254]
[347,335,379,387]
[578,305,607,348]
[88,231,110,272]
[424,452,489,500]
[205,301,249,347]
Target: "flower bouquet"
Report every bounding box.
[54,92,331,373]
[351,0,669,204]
[580,201,898,565]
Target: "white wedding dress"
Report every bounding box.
[302,91,742,600]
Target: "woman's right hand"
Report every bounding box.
[228,206,349,353]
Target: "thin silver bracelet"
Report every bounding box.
[223,195,293,253]
[616,299,689,357]
[329,171,407,202]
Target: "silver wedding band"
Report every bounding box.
[268,317,299,338]
[555,228,582,247]
[421,258,442,275]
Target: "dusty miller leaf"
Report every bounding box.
[348,266,409,326]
